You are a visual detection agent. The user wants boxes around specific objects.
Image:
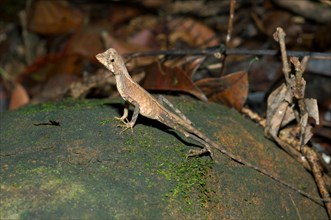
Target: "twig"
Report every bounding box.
[124,48,331,59]
[219,0,236,75]
[306,148,331,218]
[290,56,309,153]
[227,49,331,59]
[241,107,266,127]
[19,0,33,65]
[225,0,236,46]
[273,28,291,83]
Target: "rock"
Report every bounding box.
[0,96,327,219]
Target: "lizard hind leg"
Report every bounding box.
[176,126,214,158]
[158,112,213,158]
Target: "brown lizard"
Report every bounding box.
[96,48,329,204]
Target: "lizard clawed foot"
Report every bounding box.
[118,122,134,134]
[187,148,212,158]
[114,116,128,124]
[114,117,134,133]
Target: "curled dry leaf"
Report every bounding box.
[195,71,248,110]
[164,56,206,78]
[141,61,207,101]
[265,83,295,139]
[298,98,319,146]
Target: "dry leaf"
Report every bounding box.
[168,17,220,47]
[265,83,294,138]
[300,113,314,145]
[32,73,80,103]
[18,54,84,99]
[28,0,83,35]
[107,4,144,26]
[65,26,107,60]
[195,71,248,110]
[305,98,319,125]
[141,61,207,101]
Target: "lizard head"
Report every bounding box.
[96,48,124,75]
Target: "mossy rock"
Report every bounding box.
[0,96,327,219]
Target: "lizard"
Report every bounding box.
[96,48,330,204]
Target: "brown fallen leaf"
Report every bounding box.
[273,0,331,23]
[164,56,205,78]
[65,25,109,61]
[107,4,144,27]
[101,32,148,54]
[27,0,83,35]
[168,17,220,48]
[195,71,248,110]
[31,73,80,103]
[18,54,84,99]
[141,61,207,101]
[115,15,219,51]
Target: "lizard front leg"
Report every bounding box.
[117,101,140,133]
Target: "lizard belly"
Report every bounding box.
[116,77,159,119]
[137,97,159,119]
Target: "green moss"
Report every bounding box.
[99,118,115,125]
[1,165,86,218]
[105,118,214,216]
[158,157,213,205]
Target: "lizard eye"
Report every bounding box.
[110,59,115,62]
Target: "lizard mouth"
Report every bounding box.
[107,64,114,73]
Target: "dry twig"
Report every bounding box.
[219,0,236,76]
[125,48,331,59]
[267,27,330,217]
